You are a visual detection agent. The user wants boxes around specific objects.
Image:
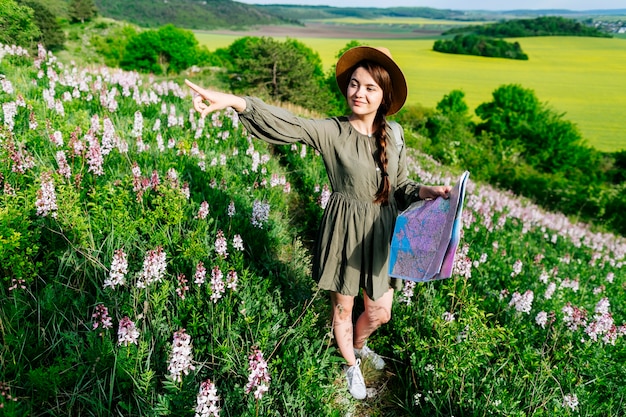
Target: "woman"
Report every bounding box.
[186,46,450,400]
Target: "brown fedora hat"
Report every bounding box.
[335,46,408,115]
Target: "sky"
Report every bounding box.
[236,0,625,11]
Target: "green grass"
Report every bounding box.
[194,33,626,152]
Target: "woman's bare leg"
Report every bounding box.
[331,292,357,365]
[353,288,393,349]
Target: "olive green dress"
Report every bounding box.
[238,97,422,301]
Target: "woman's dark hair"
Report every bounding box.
[350,60,394,205]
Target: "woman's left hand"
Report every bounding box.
[419,185,452,200]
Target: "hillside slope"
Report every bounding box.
[93,0,294,29]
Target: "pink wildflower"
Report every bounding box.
[131,111,143,137]
[137,246,167,288]
[397,280,416,305]
[562,303,588,331]
[245,348,271,400]
[318,184,331,209]
[117,316,139,346]
[35,172,58,218]
[8,278,26,291]
[210,266,225,303]
[214,230,228,258]
[92,303,113,333]
[55,151,71,179]
[195,379,221,417]
[86,139,104,176]
[227,200,236,217]
[194,261,207,285]
[196,201,209,219]
[50,131,63,146]
[562,394,578,411]
[233,234,244,252]
[442,311,456,323]
[168,329,195,383]
[226,270,238,291]
[176,274,189,300]
[104,249,128,289]
[544,282,557,299]
[509,290,533,314]
[251,200,270,228]
[510,259,523,277]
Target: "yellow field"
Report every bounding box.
[194,32,626,152]
[305,16,487,26]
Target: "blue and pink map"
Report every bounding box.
[389,171,469,282]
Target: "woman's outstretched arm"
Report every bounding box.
[185,79,247,116]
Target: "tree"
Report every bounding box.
[155,24,198,74]
[120,30,162,74]
[226,36,333,113]
[0,0,40,49]
[68,0,97,24]
[19,0,65,51]
[475,84,597,179]
[119,25,202,75]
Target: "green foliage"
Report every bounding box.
[17,0,66,51]
[0,0,41,49]
[434,34,529,60]
[118,25,200,75]
[225,36,335,114]
[93,0,289,30]
[447,15,613,38]
[90,23,138,67]
[68,0,97,24]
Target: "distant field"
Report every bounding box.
[194,30,626,152]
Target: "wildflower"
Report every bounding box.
[210,266,225,303]
[182,182,190,199]
[92,304,113,333]
[509,290,533,314]
[544,282,556,299]
[606,272,614,284]
[226,270,238,291]
[168,329,195,383]
[442,311,456,322]
[176,274,189,300]
[50,130,63,146]
[196,201,209,219]
[233,234,244,251]
[35,172,58,218]
[86,139,104,176]
[2,102,17,131]
[595,297,610,316]
[397,280,416,305]
[535,311,548,328]
[214,230,228,258]
[117,316,140,346]
[53,151,71,179]
[510,259,523,277]
[413,392,422,406]
[0,381,17,407]
[104,249,128,289]
[251,200,270,228]
[8,278,26,291]
[137,246,167,288]
[562,393,578,411]
[190,262,205,287]
[245,348,271,400]
[195,379,221,417]
[562,303,587,331]
[561,277,579,292]
[131,111,143,137]
[227,200,236,217]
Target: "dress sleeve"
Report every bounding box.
[392,124,422,211]
[237,97,331,153]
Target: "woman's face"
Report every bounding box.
[347,66,384,118]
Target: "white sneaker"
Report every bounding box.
[345,359,366,399]
[354,344,385,370]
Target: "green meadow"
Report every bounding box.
[195,32,626,152]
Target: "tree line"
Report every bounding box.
[445,16,613,38]
[433,35,528,60]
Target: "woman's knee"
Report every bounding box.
[366,305,391,325]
